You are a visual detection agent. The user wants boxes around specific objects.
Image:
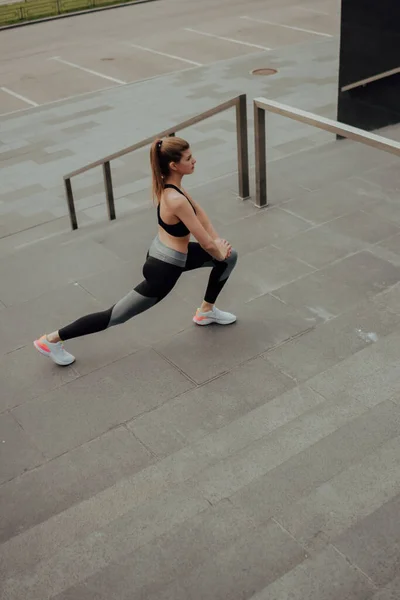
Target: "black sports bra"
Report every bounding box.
[157,184,196,238]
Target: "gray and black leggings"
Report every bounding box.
[59,236,238,341]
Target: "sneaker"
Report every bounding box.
[193,306,237,326]
[33,335,75,366]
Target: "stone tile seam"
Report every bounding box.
[2,411,47,482]
[121,423,158,460]
[0,421,137,488]
[330,543,380,590]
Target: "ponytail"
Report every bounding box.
[150,139,164,204]
[149,136,190,204]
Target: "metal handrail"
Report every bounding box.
[254,97,400,208]
[64,94,249,230]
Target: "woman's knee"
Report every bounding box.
[219,248,238,281]
[108,290,157,327]
[226,248,238,272]
[228,248,238,266]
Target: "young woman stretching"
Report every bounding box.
[34,137,238,366]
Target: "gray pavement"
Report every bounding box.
[1,0,400,599]
[0,0,339,115]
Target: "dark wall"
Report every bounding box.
[337,0,400,131]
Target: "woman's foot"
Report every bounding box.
[193,306,236,326]
[33,335,75,366]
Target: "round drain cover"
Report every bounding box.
[251,68,277,76]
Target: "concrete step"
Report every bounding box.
[2,370,400,598]
[1,130,400,600]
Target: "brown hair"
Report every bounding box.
[150,136,190,203]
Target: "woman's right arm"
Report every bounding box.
[174,196,230,260]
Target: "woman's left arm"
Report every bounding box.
[183,189,219,240]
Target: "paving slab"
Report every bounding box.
[230,398,400,527]
[274,251,400,318]
[265,299,400,383]
[280,178,379,226]
[374,283,400,315]
[128,356,295,457]
[156,316,280,384]
[52,500,256,600]
[377,232,400,258]
[142,519,307,600]
[185,181,261,224]
[0,214,92,259]
[0,426,154,546]
[0,210,67,240]
[77,206,157,262]
[276,432,400,552]
[0,345,79,413]
[240,292,316,341]
[361,163,400,195]
[273,224,367,269]
[265,139,395,193]
[193,391,400,507]
[66,321,146,377]
[371,575,400,600]
[0,413,44,485]
[334,493,400,588]
[0,236,124,307]
[0,282,103,354]
[0,383,324,582]
[12,349,193,459]
[1,482,210,600]
[306,330,400,403]
[344,181,400,230]
[320,209,400,245]
[251,545,376,600]
[221,206,312,255]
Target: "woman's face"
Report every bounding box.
[173,148,196,175]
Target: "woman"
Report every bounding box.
[34,137,238,366]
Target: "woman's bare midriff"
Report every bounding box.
[157,226,190,254]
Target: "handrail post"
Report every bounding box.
[254,102,267,208]
[236,94,250,200]
[103,161,116,221]
[64,178,78,230]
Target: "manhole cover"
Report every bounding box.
[251,68,277,76]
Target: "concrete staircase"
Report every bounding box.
[1,129,400,599]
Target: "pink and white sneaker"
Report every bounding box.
[33,335,75,366]
[193,306,237,326]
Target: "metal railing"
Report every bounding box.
[254,97,400,208]
[64,94,249,230]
